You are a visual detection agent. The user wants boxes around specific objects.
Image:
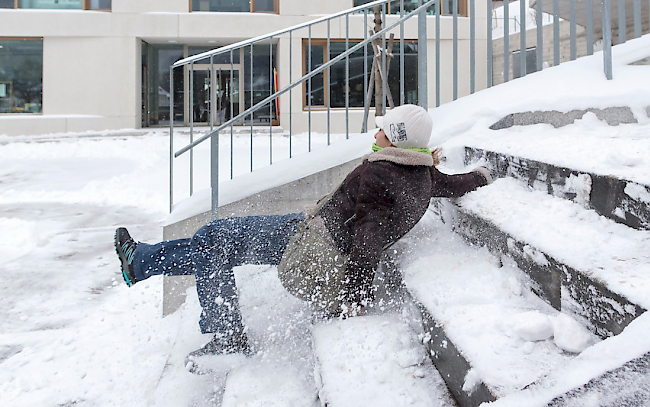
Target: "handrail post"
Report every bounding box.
[328,19,331,143]
[504,0,510,82]
[289,31,293,158]
[487,0,492,88]
[230,50,234,179]
[269,37,275,165]
[400,0,405,105]
[536,0,544,71]
[169,66,174,213]
[346,13,350,139]
[250,44,253,172]
[382,4,387,115]
[189,61,194,196]
[453,0,458,99]
[587,0,594,55]
[470,0,475,94]
[436,0,441,103]
[519,0,526,77]
[211,130,219,221]
[418,0,428,110]
[602,0,613,80]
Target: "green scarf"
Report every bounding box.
[372,143,431,154]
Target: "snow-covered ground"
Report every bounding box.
[2,31,650,407]
[0,129,452,406]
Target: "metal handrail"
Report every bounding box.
[168,0,645,216]
[174,0,437,158]
[173,0,397,68]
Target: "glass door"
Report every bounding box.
[192,65,242,126]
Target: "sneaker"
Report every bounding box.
[185,334,252,374]
[188,334,251,359]
[114,227,138,287]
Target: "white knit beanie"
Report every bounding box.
[375,104,433,149]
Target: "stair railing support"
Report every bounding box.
[602,0,613,80]
[418,0,428,110]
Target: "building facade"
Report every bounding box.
[0,0,488,136]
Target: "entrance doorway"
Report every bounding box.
[191,66,242,126]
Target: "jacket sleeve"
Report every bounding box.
[345,164,393,304]
[430,166,488,198]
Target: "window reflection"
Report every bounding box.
[18,0,83,9]
[0,39,43,114]
[353,0,449,15]
[253,0,274,12]
[89,0,111,10]
[303,40,418,108]
[143,44,185,126]
[192,0,251,12]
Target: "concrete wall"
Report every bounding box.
[492,22,587,86]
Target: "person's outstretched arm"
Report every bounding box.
[430,165,492,198]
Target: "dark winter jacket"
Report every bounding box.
[319,147,489,303]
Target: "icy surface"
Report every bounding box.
[312,313,454,407]
[459,177,650,309]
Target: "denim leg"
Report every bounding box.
[132,238,194,282]
[191,213,303,335]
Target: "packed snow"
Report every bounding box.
[458,177,650,310]
[398,210,598,398]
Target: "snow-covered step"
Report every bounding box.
[218,265,320,406]
[448,177,649,338]
[311,312,455,407]
[464,147,650,231]
[397,212,599,407]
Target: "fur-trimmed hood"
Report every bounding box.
[366,147,433,167]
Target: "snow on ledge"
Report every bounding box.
[164,132,375,226]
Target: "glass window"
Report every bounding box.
[243,44,278,123]
[2,0,111,9]
[0,39,43,114]
[305,44,324,106]
[143,44,185,126]
[304,40,418,108]
[18,0,83,9]
[354,0,448,16]
[89,0,111,10]
[328,41,368,108]
[192,0,251,12]
[191,0,277,13]
[253,0,274,12]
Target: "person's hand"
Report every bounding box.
[473,167,493,184]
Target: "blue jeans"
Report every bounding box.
[132,213,303,336]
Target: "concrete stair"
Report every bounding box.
[400,147,650,406]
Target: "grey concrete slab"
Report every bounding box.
[548,351,650,406]
[489,106,637,130]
